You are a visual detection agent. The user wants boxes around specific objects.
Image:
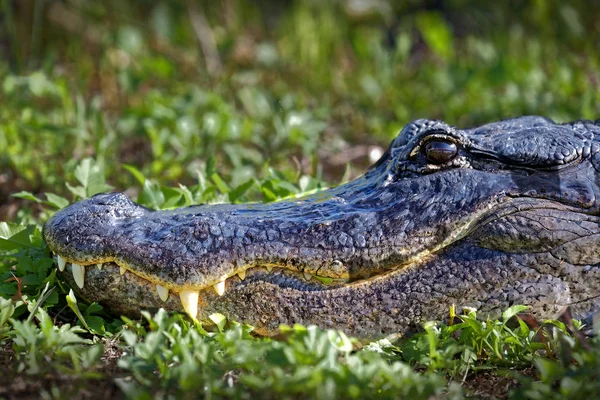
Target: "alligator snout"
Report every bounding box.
[43,193,148,262]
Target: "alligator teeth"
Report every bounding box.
[72,263,85,289]
[156,284,169,302]
[303,272,313,281]
[179,290,199,319]
[237,270,246,280]
[96,263,103,270]
[57,255,66,272]
[214,280,226,296]
[119,266,127,275]
[266,266,273,272]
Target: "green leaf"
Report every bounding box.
[211,172,230,194]
[274,180,299,195]
[0,297,16,331]
[298,175,312,192]
[120,329,138,347]
[66,182,87,199]
[123,164,147,186]
[228,179,255,203]
[327,330,353,353]
[12,191,42,203]
[139,180,165,210]
[161,186,183,209]
[45,193,69,209]
[238,87,272,119]
[66,289,92,332]
[74,158,94,188]
[260,185,277,202]
[26,282,54,322]
[517,317,531,336]
[502,305,530,323]
[177,184,195,206]
[70,158,114,198]
[209,313,227,332]
[543,319,568,332]
[534,358,562,382]
[0,223,36,250]
[85,316,107,335]
[0,221,26,239]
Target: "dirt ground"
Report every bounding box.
[0,340,122,400]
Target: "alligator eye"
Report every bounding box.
[424,140,457,164]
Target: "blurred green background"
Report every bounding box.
[1,0,599,219]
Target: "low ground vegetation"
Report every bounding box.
[2,162,600,398]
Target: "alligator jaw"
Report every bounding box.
[51,246,366,320]
[54,255,438,335]
[51,251,422,321]
[53,259,364,322]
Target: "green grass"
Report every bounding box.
[2,0,600,398]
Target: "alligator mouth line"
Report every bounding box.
[51,245,445,321]
[52,254,392,319]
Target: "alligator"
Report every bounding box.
[43,116,600,339]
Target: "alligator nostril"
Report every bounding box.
[86,193,147,218]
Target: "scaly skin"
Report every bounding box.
[43,117,600,339]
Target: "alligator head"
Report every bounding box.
[43,116,600,339]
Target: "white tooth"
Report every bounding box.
[120,266,126,275]
[214,280,226,296]
[266,266,273,272]
[179,290,199,319]
[156,284,169,302]
[237,270,246,280]
[72,263,85,289]
[303,272,312,281]
[57,255,66,272]
[96,263,103,270]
